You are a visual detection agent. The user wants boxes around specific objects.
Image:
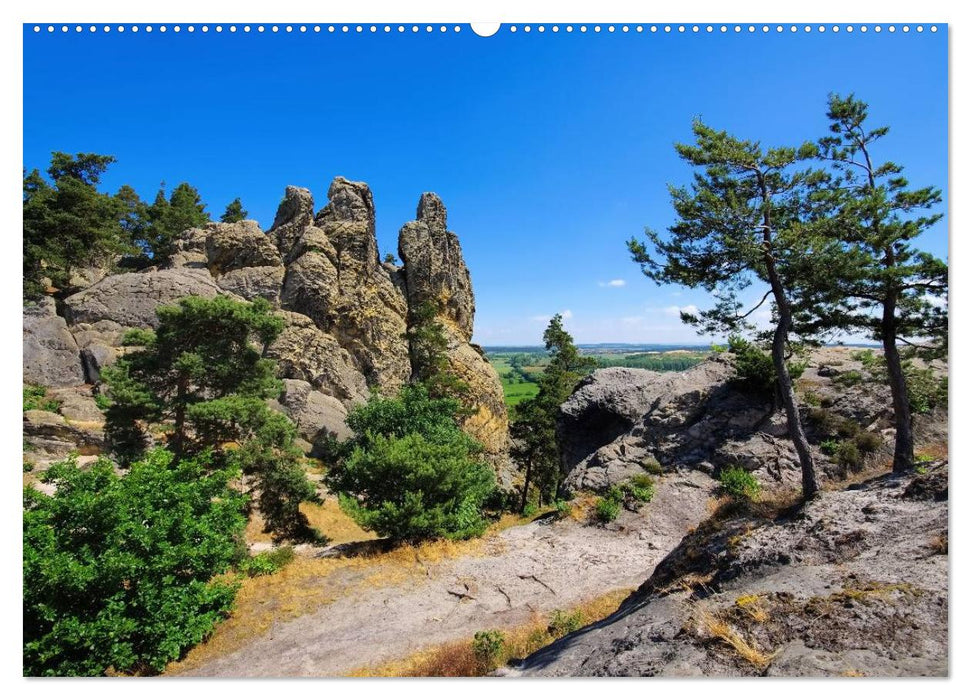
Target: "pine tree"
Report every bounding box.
[143,182,210,262]
[511,314,596,510]
[816,94,947,473]
[23,153,133,298]
[103,295,321,540]
[220,197,248,223]
[628,121,839,500]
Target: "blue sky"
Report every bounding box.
[23,25,948,345]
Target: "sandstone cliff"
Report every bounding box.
[23,177,509,468]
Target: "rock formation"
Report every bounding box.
[507,465,949,677]
[556,349,910,493]
[22,176,509,473]
[398,194,508,457]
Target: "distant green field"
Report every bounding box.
[487,348,708,409]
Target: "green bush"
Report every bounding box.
[807,407,839,435]
[548,609,583,638]
[328,385,495,542]
[23,385,60,413]
[93,393,112,411]
[834,370,864,388]
[835,441,861,469]
[594,497,620,523]
[23,450,246,676]
[854,431,883,454]
[802,390,822,407]
[727,335,805,397]
[718,467,761,501]
[554,500,573,519]
[905,365,947,414]
[640,456,664,475]
[240,546,295,577]
[624,474,656,503]
[819,438,840,456]
[472,630,505,672]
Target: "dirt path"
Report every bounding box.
[173,470,714,677]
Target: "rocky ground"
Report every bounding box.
[504,465,948,677]
[169,469,715,677]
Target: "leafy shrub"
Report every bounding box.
[905,365,947,414]
[727,335,806,398]
[521,502,538,518]
[23,450,246,676]
[93,392,112,411]
[120,327,156,346]
[548,609,583,638]
[819,438,840,456]
[836,417,861,438]
[554,500,573,519]
[802,390,822,407]
[624,474,656,503]
[23,385,60,413]
[834,370,864,388]
[854,431,883,454]
[640,456,664,475]
[835,441,861,469]
[472,630,505,672]
[594,497,620,523]
[851,349,878,368]
[240,546,295,577]
[328,386,495,542]
[718,467,761,501]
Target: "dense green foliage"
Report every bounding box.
[23,153,212,298]
[103,295,320,540]
[510,315,598,510]
[23,451,247,676]
[405,300,471,406]
[220,197,248,224]
[718,467,761,502]
[239,546,295,577]
[327,385,495,542]
[24,154,133,298]
[472,630,506,672]
[727,335,806,398]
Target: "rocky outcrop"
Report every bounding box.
[23,409,104,461]
[25,177,509,473]
[398,194,509,458]
[271,379,353,455]
[265,311,369,407]
[558,358,754,491]
[23,297,85,388]
[278,177,411,391]
[398,193,475,340]
[508,466,949,677]
[205,220,283,273]
[63,268,227,328]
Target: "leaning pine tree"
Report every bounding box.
[628,121,843,500]
[816,94,947,473]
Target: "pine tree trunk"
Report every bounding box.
[882,304,915,473]
[759,176,819,500]
[520,459,533,514]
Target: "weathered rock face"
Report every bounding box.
[63,268,227,328]
[278,177,411,391]
[398,193,475,340]
[398,193,509,459]
[271,378,353,456]
[23,297,85,388]
[265,311,369,407]
[509,466,949,677]
[25,177,509,472]
[558,358,748,491]
[205,220,283,273]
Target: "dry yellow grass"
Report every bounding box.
[694,606,774,671]
[349,588,633,677]
[166,532,493,675]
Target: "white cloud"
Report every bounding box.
[561,309,574,320]
[598,279,627,288]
